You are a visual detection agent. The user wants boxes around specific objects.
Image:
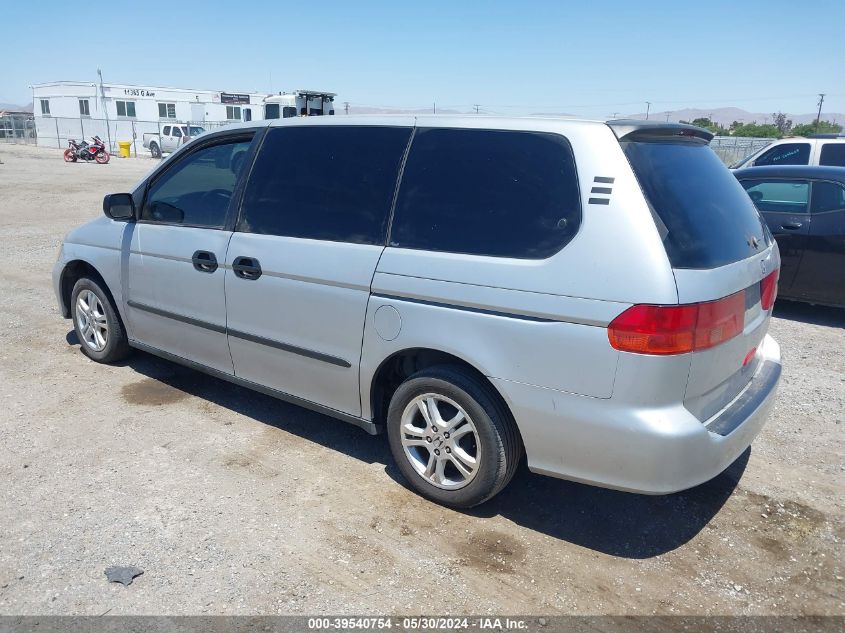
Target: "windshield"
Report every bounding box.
[623,140,771,269]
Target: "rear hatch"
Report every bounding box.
[612,122,779,422]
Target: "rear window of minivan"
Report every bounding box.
[623,140,771,269]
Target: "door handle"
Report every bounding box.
[191,250,218,273]
[780,222,803,230]
[232,256,262,280]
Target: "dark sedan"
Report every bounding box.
[734,165,845,308]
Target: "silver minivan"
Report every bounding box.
[54,116,782,507]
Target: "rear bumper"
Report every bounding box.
[493,334,781,494]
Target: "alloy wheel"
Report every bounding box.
[399,393,481,490]
[75,290,109,352]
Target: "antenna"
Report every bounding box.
[645,101,651,120]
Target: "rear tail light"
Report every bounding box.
[609,291,746,355]
[760,269,779,311]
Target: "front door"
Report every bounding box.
[223,124,413,416]
[126,133,256,373]
[191,102,205,123]
[790,179,845,305]
[740,178,811,293]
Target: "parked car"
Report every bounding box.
[142,124,205,158]
[730,135,845,169]
[735,165,845,308]
[53,117,782,507]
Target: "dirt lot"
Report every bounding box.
[0,143,842,616]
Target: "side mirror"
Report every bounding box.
[103,193,135,221]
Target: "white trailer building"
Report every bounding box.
[31,81,336,153]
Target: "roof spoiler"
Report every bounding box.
[607,119,714,143]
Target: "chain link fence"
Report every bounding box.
[1,116,233,157]
[0,113,36,143]
[4,115,776,166]
[710,136,773,166]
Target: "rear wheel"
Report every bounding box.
[149,142,161,159]
[71,277,131,363]
[386,365,522,508]
[63,149,76,162]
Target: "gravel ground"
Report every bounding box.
[0,143,842,616]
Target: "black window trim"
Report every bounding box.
[138,128,265,231]
[387,125,582,260]
[739,177,812,215]
[233,123,415,245]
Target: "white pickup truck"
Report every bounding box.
[142,124,205,158]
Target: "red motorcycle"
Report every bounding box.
[64,136,110,164]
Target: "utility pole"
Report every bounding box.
[611,112,620,119]
[343,101,350,115]
[816,93,826,131]
[645,101,651,120]
[433,102,436,114]
[473,104,480,114]
[665,112,670,122]
[97,68,111,152]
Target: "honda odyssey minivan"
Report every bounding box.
[54,116,782,507]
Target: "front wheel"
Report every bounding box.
[63,149,76,162]
[71,277,131,363]
[386,365,522,508]
[95,151,110,164]
[149,142,161,159]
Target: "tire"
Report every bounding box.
[386,365,522,508]
[95,151,110,164]
[70,277,131,363]
[63,149,76,163]
[149,142,161,159]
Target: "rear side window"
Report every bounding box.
[740,179,810,213]
[753,142,810,166]
[390,128,581,258]
[239,126,412,244]
[819,143,845,167]
[623,140,770,269]
[811,181,845,213]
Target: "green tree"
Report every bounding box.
[680,117,730,136]
[771,112,793,136]
[729,122,781,138]
[791,120,843,136]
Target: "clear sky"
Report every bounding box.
[4,0,843,118]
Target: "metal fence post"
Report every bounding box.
[55,118,60,148]
[80,117,84,141]
[132,120,137,157]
